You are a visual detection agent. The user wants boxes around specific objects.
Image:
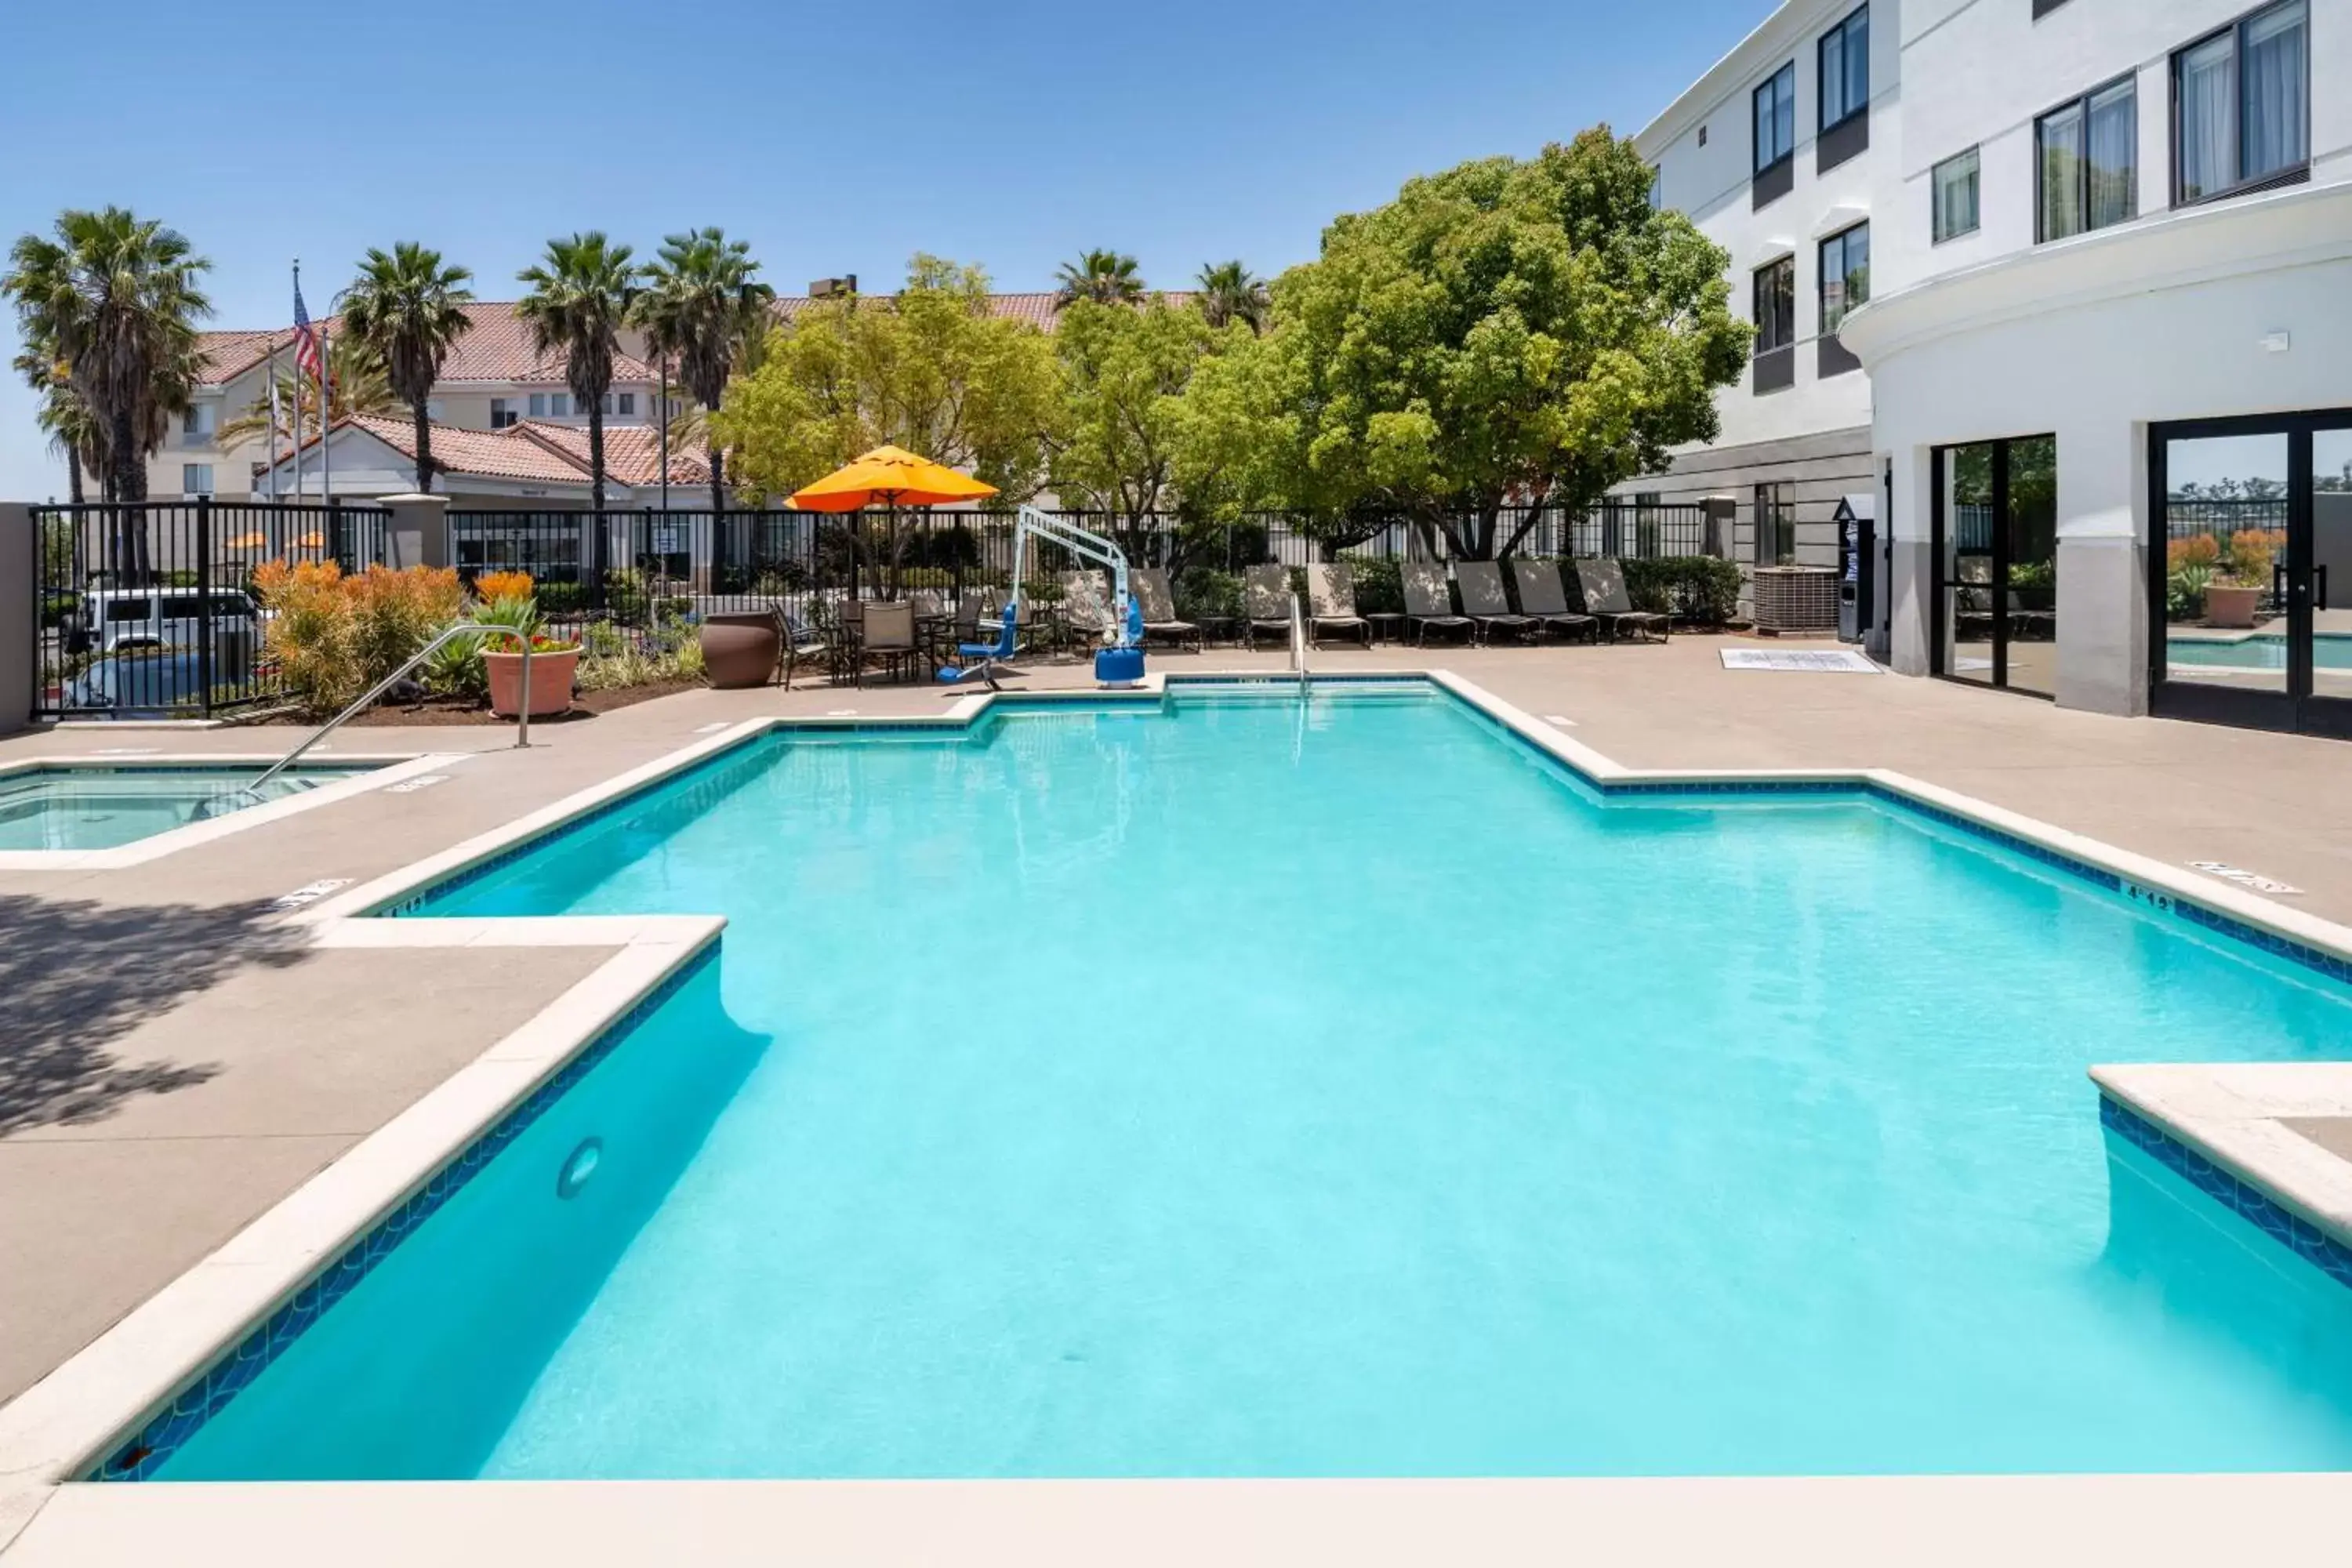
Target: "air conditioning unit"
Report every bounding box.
[1751,565,1840,634]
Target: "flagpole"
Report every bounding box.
[291,260,305,504]
[320,317,333,503]
[266,339,281,501]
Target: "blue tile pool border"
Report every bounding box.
[86,940,721,1483]
[2100,1094,2352,1294]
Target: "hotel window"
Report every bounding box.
[1818,223,1869,334]
[1932,147,1980,242]
[180,404,214,444]
[2038,76,2136,241]
[491,397,517,429]
[2174,0,2308,205]
[550,393,572,417]
[1754,481,1795,566]
[1648,165,1663,210]
[182,463,214,495]
[1818,5,1868,129]
[616,392,636,416]
[527,393,547,418]
[1752,62,1796,172]
[1753,256,1796,353]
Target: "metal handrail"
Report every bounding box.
[1288,592,1309,691]
[244,621,534,796]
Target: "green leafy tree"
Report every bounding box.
[1182,129,1750,557]
[1194,261,1269,334]
[4,207,212,528]
[1053,249,1145,310]
[713,256,1063,576]
[1052,297,1235,555]
[633,227,775,514]
[337,243,476,493]
[13,342,101,503]
[517,232,637,530]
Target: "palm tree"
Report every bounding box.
[1053,249,1145,310]
[517,234,637,544]
[3,208,211,524]
[337,243,475,493]
[216,336,398,458]
[632,227,773,514]
[13,341,101,503]
[1195,261,1270,334]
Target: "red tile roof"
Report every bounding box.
[515,421,710,486]
[771,290,1192,333]
[284,413,710,489]
[195,301,655,388]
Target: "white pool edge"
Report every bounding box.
[4,669,2350,1563]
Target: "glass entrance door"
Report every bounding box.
[1933,436,2058,695]
[2153,411,2352,738]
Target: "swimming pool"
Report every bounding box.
[0,764,362,851]
[140,686,2352,1479]
[2167,633,2352,670]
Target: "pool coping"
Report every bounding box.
[3,667,2350,1559]
[0,753,461,870]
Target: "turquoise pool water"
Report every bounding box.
[157,688,2352,1479]
[0,764,358,851]
[2168,633,2352,670]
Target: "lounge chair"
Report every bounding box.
[1305,564,1373,648]
[1573,559,1671,644]
[1131,568,1203,652]
[1400,562,1478,645]
[1243,564,1294,648]
[1454,561,1540,644]
[1061,568,1112,651]
[1508,560,1601,644]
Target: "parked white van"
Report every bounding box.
[71,587,260,655]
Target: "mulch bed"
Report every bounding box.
[248,680,703,728]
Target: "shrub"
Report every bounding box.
[474,568,535,603]
[1344,558,1404,615]
[1619,556,1742,624]
[2168,534,2221,571]
[535,581,587,616]
[2167,564,2212,622]
[2225,528,2283,587]
[251,558,463,715]
[1174,566,1244,622]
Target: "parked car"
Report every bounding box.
[66,586,260,655]
[59,649,210,716]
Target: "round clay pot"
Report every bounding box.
[699,612,781,689]
[2204,583,2260,630]
[485,647,580,717]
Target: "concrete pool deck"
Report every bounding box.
[2,633,2350,1561]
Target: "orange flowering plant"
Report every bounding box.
[252,558,464,715]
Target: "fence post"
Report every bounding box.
[0,503,36,732]
[196,497,214,717]
[1703,497,1738,560]
[382,493,452,571]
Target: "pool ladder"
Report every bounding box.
[241,621,538,797]
[1288,592,1309,695]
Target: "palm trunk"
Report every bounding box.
[66,447,84,506]
[710,448,725,519]
[412,398,434,493]
[589,408,608,592]
[106,403,151,579]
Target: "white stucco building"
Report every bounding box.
[1637,0,2350,737]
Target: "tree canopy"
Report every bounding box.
[1174,129,1750,557]
[713,255,1063,506]
[1051,296,1238,534]
[339,242,476,493]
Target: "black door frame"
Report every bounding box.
[2148,408,2352,739]
[1930,436,2049,698]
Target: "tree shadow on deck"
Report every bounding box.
[0,895,309,1136]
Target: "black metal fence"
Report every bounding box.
[2165,497,2288,549]
[24,497,1719,716]
[30,499,390,718]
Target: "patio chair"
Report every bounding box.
[1243,564,1294,648]
[1061,568,1112,649]
[1400,562,1477,646]
[1305,564,1373,648]
[777,611,832,689]
[1573,559,1671,644]
[1132,568,1203,652]
[857,600,922,686]
[1509,559,1602,644]
[1454,561,1540,644]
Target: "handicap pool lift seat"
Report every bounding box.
[939,506,1147,690]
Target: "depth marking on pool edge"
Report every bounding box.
[2190,861,2304,897]
[384,775,451,795]
[693,722,731,734]
[272,878,353,911]
[1542,714,1579,728]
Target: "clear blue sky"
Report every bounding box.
[0,0,1775,499]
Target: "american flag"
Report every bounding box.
[292,283,324,388]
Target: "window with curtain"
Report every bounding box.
[1819,5,1869,129]
[2037,78,2135,241]
[1753,256,1795,353]
[1819,223,1869,333]
[1753,63,1796,172]
[2176,0,2307,204]
[1932,147,1980,242]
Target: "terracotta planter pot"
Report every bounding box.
[699,612,781,689]
[2204,583,2260,630]
[485,647,579,717]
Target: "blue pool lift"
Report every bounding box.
[937,506,1147,690]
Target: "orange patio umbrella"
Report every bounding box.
[787,445,998,512]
